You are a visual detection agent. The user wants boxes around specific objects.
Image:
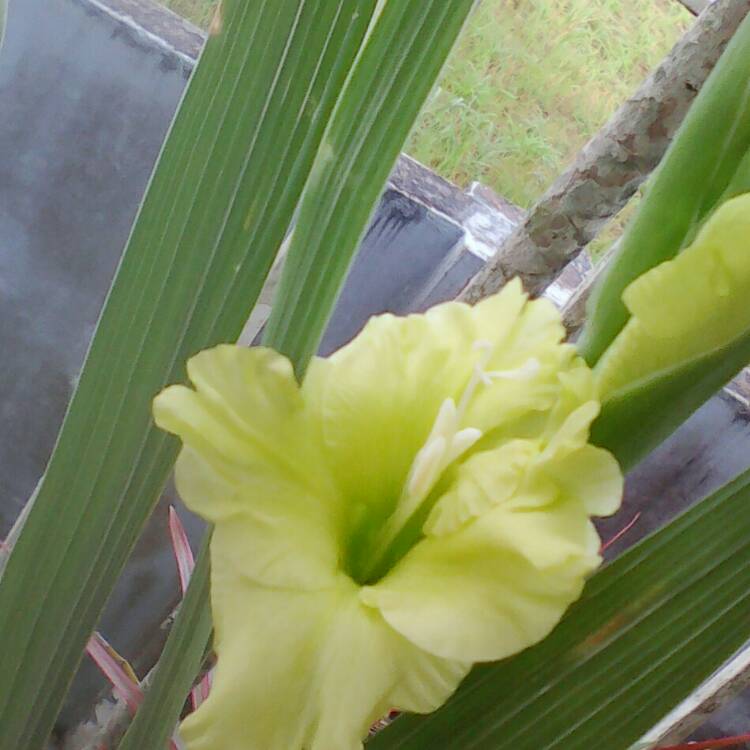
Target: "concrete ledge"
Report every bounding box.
[80,0,204,66]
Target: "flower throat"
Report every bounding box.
[346,343,540,585]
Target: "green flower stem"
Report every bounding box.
[578,13,750,366]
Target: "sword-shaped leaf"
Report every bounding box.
[0,1,376,746]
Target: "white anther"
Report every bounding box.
[428,398,459,443]
[366,396,484,579]
[484,357,541,382]
[445,427,483,465]
[407,436,448,500]
[364,348,541,580]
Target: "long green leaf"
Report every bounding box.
[0,2,376,747]
[120,3,479,744]
[719,141,750,202]
[263,0,478,373]
[578,12,750,365]
[370,467,750,749]
[118,536,212,750]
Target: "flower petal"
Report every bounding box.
[463,296,573,434]
[542,444,624,517]
[302,308,474,521]
[155,346,342,588]
[181,559,468,750]
[424,440,538,535]
[426,391,620,534]
[301,281,554,552]
[154,346,327,496]
[595,193,750,401]
[542,401,600,458]
[363,501,600,663]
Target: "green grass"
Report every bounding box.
[163,0,216,29]
[163,0,689,211]
[407,0,690,208]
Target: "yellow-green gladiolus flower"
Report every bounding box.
[596,193,750,400]
[153,279,623,750]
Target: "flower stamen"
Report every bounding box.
[407,436,448,500]
[362,346,542,583]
